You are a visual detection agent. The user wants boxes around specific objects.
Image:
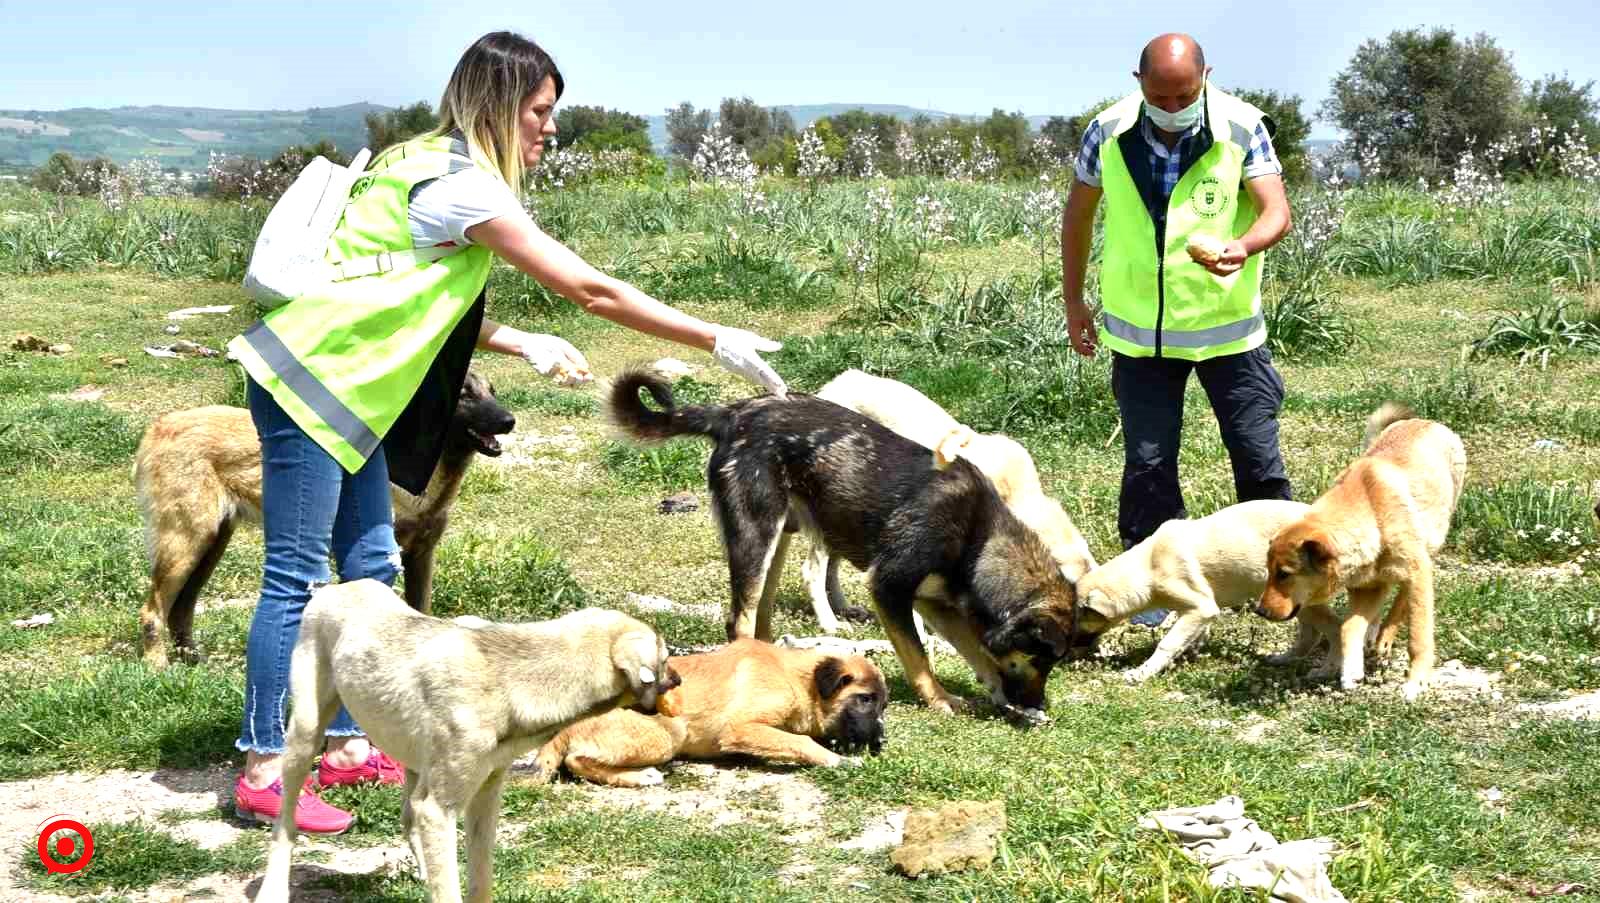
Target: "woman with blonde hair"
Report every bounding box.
[227,31,786,832]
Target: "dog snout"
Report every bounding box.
[658,663,682,694]
[491,409,516,434]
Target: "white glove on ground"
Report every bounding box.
[519,334,592,386]
[712,327,787,397]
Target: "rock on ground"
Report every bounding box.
[890,800,1006,878]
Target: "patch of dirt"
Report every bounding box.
[492,428,587,470]
[552,761,828,843]
[1518,690,1600,721]
[837,810,907,852]
[0,766,412,902]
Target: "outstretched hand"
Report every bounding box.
[519,333,593,386]
[712,327,788,396]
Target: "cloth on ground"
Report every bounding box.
[1139,795,1346,903]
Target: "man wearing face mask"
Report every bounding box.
[1060,33,1294,626]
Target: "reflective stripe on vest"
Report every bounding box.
[1103,310,1265,349]
[1094,87,1268,362]
[239,320,381,460]
[227,133,499,473]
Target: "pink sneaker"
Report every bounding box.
[234,775,354,835]
[317,749,405,787]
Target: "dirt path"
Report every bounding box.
[0,760,834,902]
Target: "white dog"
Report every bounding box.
[1073,500,1330,682]
[805,369,1097,633]
[256,580,677,903]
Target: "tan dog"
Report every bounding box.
[1255,403,1467,701]
[256,580,677,903]
[533,638,887,787]
[133,371,513,667]
[1075,500,1330,682]
[806,369,1097,633]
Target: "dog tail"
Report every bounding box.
[1363,401,1417,449]
[608,368,728,442]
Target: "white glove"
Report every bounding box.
[519,333,592,386]
[712,327,787,397]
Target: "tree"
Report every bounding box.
[1526,73,1600,145]
[1039,115,1080,164]
[664,102,710,159]
[1231,88,1311,184]
[555,105,651,152]
[31,152,120,195]
[365,102,439,153]
[1321,28,1523,181]
[977,108,1030,176]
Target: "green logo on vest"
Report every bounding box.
[1191,176,1226,218]
[350,175,375,200]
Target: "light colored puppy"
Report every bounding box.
[1256,403,1467,701]
[1073,500,1332,682]
[804,369,1097,633]
[256,580,677,903]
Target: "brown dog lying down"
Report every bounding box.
[1255,403,1467,701]
[133,371,513,666]
[533,638,887,787]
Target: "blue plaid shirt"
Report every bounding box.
[1075,107,1281,196]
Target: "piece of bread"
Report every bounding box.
[551,360,594,387]
[1186,233,1228,266]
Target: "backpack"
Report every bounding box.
[240,147,463,308]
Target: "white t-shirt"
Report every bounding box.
[406,167,524,249]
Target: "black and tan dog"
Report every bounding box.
[133,371,514,667]
[609,369,1079,716]
[532,638,885,786]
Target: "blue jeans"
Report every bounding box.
[236,378,401,754]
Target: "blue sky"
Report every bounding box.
[1,0,1595,139]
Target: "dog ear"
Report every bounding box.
[1298,537,1332,574]
[989,612,1072,659]
[813,657,854,698]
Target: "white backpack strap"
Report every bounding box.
[329,245,464,281]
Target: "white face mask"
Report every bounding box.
[1145,88,1205,132]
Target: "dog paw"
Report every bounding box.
[1122,666,1156,684]
[838,605,875,624]
[631,767,666,787]
[928,694,969,716]
[1400,680,1428,702]
[1014,706,1050,727]
[829,755,865,769]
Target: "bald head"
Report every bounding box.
[1134,33,1210,122]
[1138,33,1205,77]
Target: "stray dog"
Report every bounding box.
[1255,403,1467,700]
[133,371,513,666]
[1074,500,1330,682]
[255,580,677,903]
[609,369,1079,716]
[533,638,886,786]
[803,369,1097,634]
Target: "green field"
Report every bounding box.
[1,171,1597,901]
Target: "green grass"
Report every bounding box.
[18,821,263,895]
[3,176,1600,901]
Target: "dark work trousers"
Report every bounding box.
[1111,345,1293,553]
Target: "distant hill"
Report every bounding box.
[2,100,1326,173]
[0,103,383,171]
[644,103,957,151]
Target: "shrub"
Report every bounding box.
[1469,290,1600,367]
[1455,479,1598,563]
